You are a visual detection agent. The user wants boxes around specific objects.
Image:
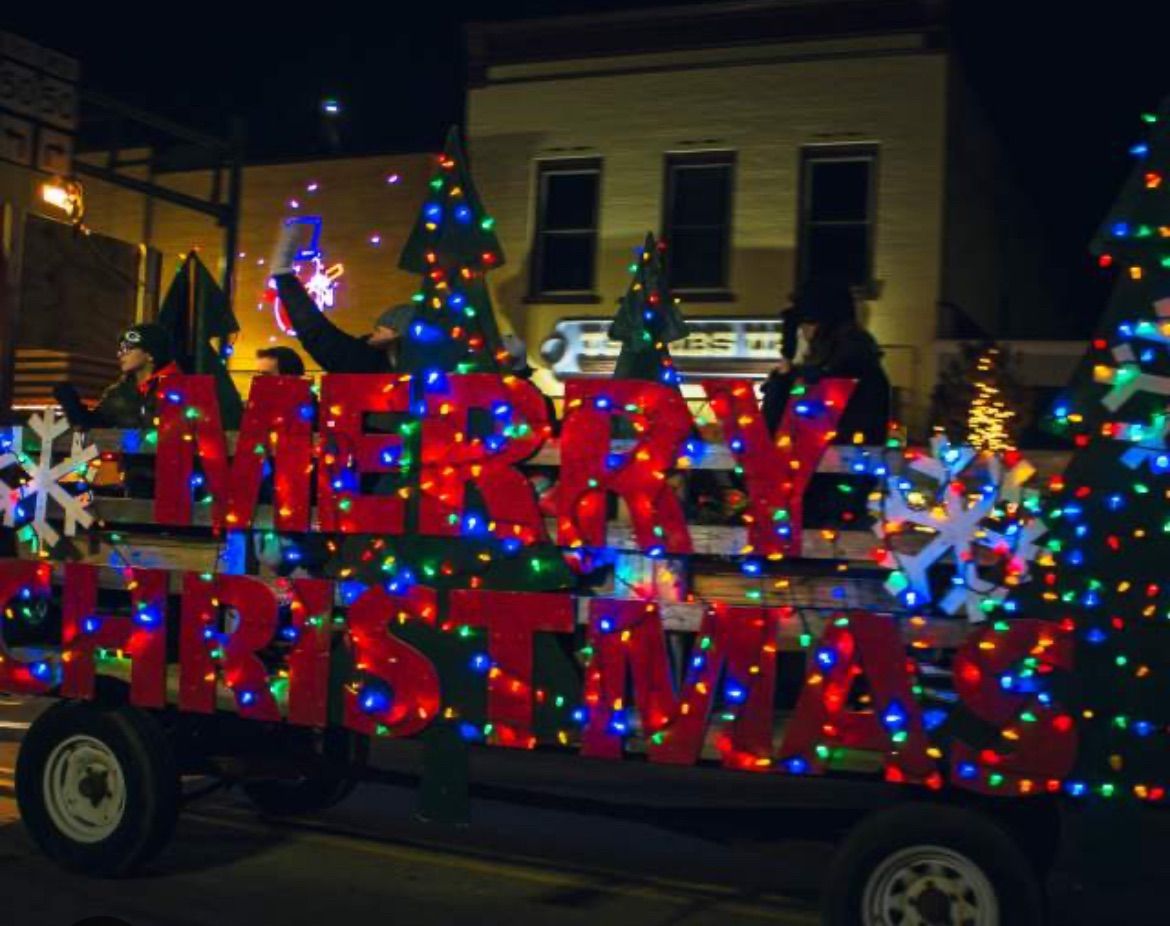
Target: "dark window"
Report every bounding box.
[798,146,877,288]
[531,160,601,296]
[663,153,734,292]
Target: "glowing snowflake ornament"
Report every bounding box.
[0,412,98,547]
[268,256,345,336]
[871,437,1045,622]
[1093,297,1170,472]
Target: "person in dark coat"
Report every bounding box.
[763,279,891,445]
[54,323,181,430]
[762,280,890,530]
[269,224,415,374]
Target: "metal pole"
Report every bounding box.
[190,255,206,374]
[74,161,231,223]
[219,118,245,313]
[0,203,22,417]
[143,153,156,255]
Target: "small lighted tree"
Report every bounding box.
[609,234,689,386]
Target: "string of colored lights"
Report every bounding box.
[12,107,1167,794]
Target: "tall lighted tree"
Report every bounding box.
[328,126,570,598]
[1006,98,1170,798]
[399,126,506,374]
[325,128,575,746]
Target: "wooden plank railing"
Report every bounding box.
[9,427,1070,638]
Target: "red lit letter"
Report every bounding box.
[558,380,693,554]
[179,573,281,721]
[343,585,440,738]
[703,378,854,556]
[419,374,552,544]
[155,375,230,527]
[778,612,938,786]
[580,598,678,759]
[449,589,575,748]
[62,564,168,707]
[226,376,315,532]
[650,603,783,771]
[285,579,335,728]
[156,375,316,530]
[318,374,412,534]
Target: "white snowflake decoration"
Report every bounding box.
[871,437,1045,622]
[1092,298,1170,473]
[1095,297,1170,411]
[0,412,98,547]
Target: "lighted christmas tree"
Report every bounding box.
[966,345,1017,452]
[929,341,1024,451]
[608,234,689,385]
[399,126,506,374]
[323,129,576,745]
[325,119,571,597]
[1006,98,1170,798]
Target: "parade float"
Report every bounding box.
[3,106,1170,925]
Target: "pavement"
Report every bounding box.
[0,698,824,926]
[2,696,1169,925]
[0,786,823,926]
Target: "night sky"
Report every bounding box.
[5,0,1169,333]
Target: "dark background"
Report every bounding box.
[5,0,1168,332]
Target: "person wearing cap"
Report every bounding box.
[255,346,306,377]
[54,323,181,430]
[763,279,890,445]
[268,224,416,374]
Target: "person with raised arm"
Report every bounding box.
[268,223,416,374]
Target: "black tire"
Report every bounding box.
[822,802,1045,926]
[242,728,367,816]
[16,701,179,877]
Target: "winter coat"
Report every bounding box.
[56,362,182,430]
[275,274,400,374]
[763,324,890,445]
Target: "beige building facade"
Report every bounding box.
[464,0,1054,429]
[5,1,1054,431]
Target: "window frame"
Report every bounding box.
[796,144,879,295]
[529,157,603,303]
[661,150,736,300]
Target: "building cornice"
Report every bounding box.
[466,0,949,86]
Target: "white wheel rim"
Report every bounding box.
[42,734,127,844]
[862,844,999,926]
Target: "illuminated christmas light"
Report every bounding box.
[268,256,345,336]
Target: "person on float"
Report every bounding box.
[763,278,891,529]
[762,278,891,444]
[53,324,181,430]
[255,345,307,377]
[268,223,416,374]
